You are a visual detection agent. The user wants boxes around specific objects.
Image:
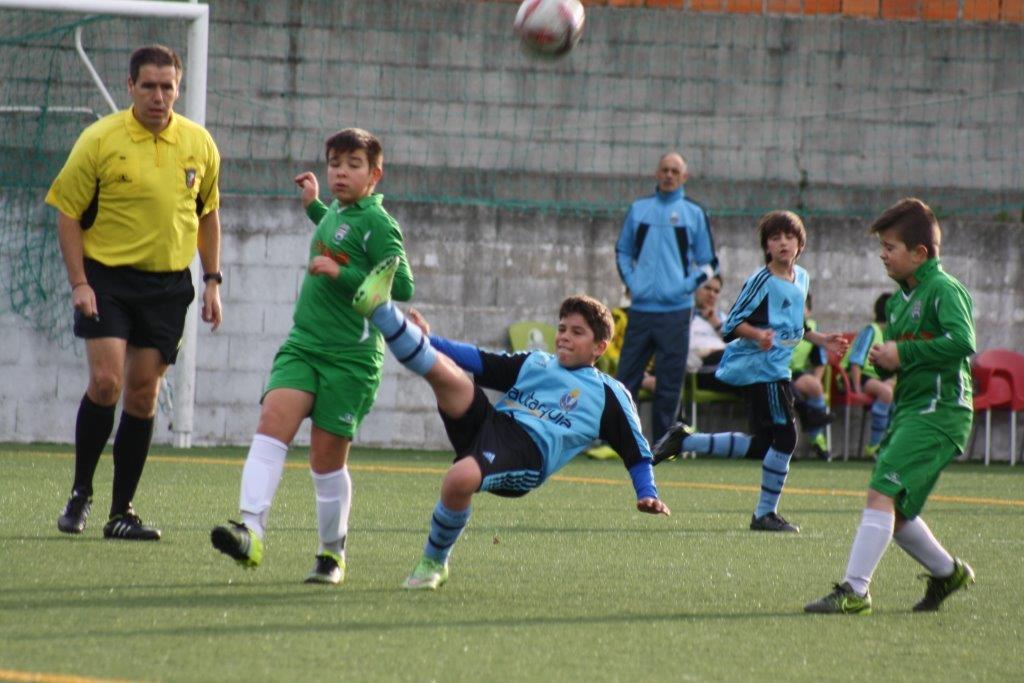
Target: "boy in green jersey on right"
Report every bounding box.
[211,128,414,584]
[805,198,975,615]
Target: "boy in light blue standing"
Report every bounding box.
[655,211,847,533]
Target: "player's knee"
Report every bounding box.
[88,371,122,405]
[442,458,482,499]
[123,384,159,417]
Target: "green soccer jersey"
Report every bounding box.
[287,193,413,359]
[885,258,974,446]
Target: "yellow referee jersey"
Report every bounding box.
[45,108,220,272]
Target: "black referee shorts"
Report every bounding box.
[440,386,544,498]
[73,258,195,365]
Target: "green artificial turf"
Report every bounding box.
[2,444,1021,682]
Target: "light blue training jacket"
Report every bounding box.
[615,186,718,313]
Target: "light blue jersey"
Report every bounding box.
[469,350,653,481]
[716,265,810,386]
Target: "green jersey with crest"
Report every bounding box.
[287,193,413,359]
[885,258,974,447]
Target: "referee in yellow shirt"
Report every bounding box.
[45,45,223,541]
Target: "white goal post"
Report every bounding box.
[1,0,210,448]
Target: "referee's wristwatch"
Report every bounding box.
[202,271,223,284]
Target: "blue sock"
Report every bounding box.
[755,447,793,518]
[870,401,891,446]
[806,395,827,438]
[423,501,471,564]
[370,302,437,376]
[683,432,751,458]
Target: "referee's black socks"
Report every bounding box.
[110,412,155,516]
[72,393,116,497]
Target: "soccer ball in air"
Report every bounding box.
[513,0,586,58]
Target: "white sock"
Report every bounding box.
[843,508,895,596]
[311,467,351,557]
[893,516,955,577]
[238,433,288,539]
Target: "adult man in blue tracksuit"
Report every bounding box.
[615,151,718,442]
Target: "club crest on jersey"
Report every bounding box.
[334,224,350,242]
[670,211,679,224]
[911,301,922,320]
[184,168,196,189]
[558,389,580,412]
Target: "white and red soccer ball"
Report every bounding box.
[513,0,586,58]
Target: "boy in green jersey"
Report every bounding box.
[211,128,414,584]
[806,198,975,615]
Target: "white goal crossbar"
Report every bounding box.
[1,0,210,448]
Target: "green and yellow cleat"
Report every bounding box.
[352,255,400,317]
[913,558,975,612]
[402,556,449,591]
[804,582,872,615]
[210,520,263,569]
[305,551,345,585]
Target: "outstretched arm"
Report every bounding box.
[599,383,671,516]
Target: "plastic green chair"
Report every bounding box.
[508,321,556,353]
[681,372,743,429]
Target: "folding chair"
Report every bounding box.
[968,365,1014,465]
[972,348,1024,465]
[680,372,742,430]
[827,336,874,460]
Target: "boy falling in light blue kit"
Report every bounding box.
[348,275,670,590]
[654,211,847,532]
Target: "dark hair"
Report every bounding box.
[757,210,806,263]
[324,128,383,170]
[869,197,940,258]
[129,45,182,83]
[558,295,614,343]
[874,292,892,323]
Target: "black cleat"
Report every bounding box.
[750,512,800,533]
[103,506,161,541]
[210,520,263,568]
[802,408,835,431]
[652,421,695,465]
[57,490,92,534]
[913,558,975,612]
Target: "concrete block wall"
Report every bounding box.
[4,2,1023,212]
[2,194,1021,461]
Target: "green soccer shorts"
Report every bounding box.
[263,341,382,438]
[869,414,969,518]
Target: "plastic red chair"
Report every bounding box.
[828,333,875,460]
[969,365,1015,465]
[973,349,1024,465]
